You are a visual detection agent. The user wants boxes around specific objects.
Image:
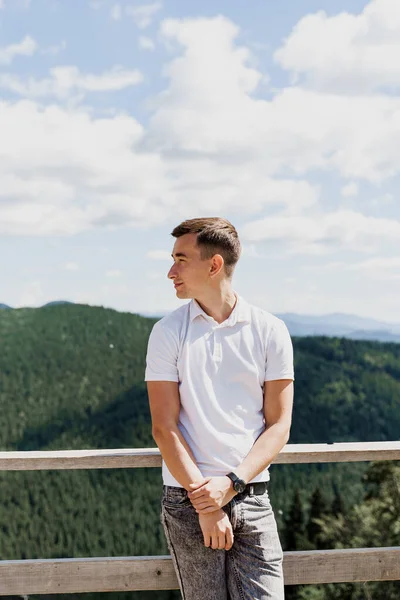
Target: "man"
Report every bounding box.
[145,217,294,600]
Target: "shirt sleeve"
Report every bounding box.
[265,318,295,381]
[144,320,179,382]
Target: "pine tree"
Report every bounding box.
[307,487,329,549]
[331,485,345,518]
[284,489,307,600]
[285,488,306,551]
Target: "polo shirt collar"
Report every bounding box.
[189,293,251,326]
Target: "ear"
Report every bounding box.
[209,254,224,277]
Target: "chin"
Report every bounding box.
[175,286,191,299]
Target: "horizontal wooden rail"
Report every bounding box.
[0,441,399,471]
[0,547,398,595]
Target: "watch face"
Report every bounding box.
[234,480,246,493]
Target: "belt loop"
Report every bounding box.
[249,484,254,496]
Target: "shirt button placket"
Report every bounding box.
[214,328,222,363]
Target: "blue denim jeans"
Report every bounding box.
[161,485,284,600]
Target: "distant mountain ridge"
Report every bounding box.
[278,312,400,343]
[42,300,74,307]
[0,300,73,310]
[139,308,400,343]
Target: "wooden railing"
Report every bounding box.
[0,441,399,595]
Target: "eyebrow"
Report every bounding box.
[171,252,188,258]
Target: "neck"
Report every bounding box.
[194,284,237,324]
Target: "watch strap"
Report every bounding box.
[226,472,239,484]
[226,472,246,492]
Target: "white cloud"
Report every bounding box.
[0,96,195,236]
[106,269,123,277]
[0,65,143,99]
[41,40,67,56]
[138,35,155,50]
[347,256,400,270]
[0,35,37,65]
[149,17,262,154]
[300,261,347,272]
[370,192,394,206]
[0,92,319,237]
[341,182,359,197]
[2,12,400,245]
[65,262,80,271]
[16,281,45,308]
[126,2,162,29]
[110,3,121,21]
[242,210,400,253]
[372,272,400,281]
[241,244,263,258]
[73,283,131,308]
[274,0,400,94]
[146,271,164,280]
[0,100,166,235]
[146,17,400,184]
[89,0,105,9]
[4,0,32,9]
[147,249,172,260]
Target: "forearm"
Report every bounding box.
[153,426,204,491]
[235,422,290,483]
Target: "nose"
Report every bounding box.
[168,264,176,279]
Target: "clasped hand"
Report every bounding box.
[189,477,237,551]
[188,476,236,514]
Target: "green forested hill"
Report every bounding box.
[292,335,400,442]
[0,304,399,600]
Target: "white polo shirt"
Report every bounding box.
[145,293,294,487]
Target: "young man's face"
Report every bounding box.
[168,233,213,299]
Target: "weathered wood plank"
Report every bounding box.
[0,548,399,595]
[0,447,162,471]
[0,556,177,595]
[276,441,400,464]
[283,547,400,585]
[0,441,399,470]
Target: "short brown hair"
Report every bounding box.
[171,217,241,279]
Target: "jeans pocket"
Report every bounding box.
[162,487,192,510]
[253,489,272,508]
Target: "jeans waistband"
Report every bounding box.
[162,481,268,498]
[242,481,268,496]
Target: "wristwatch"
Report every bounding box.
[226,472,246,493]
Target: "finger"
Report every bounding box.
[189,477,211,491]
[218,532,226,550]
[188,481,202,491]
[191,498,210,509]
[211,533,219,550]
[196,505,219,514]
[225,528,234,551]
[194,500,214,510]
[188,489,207,499]
[203,533,211,548]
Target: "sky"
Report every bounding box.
[1,0,400,321]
